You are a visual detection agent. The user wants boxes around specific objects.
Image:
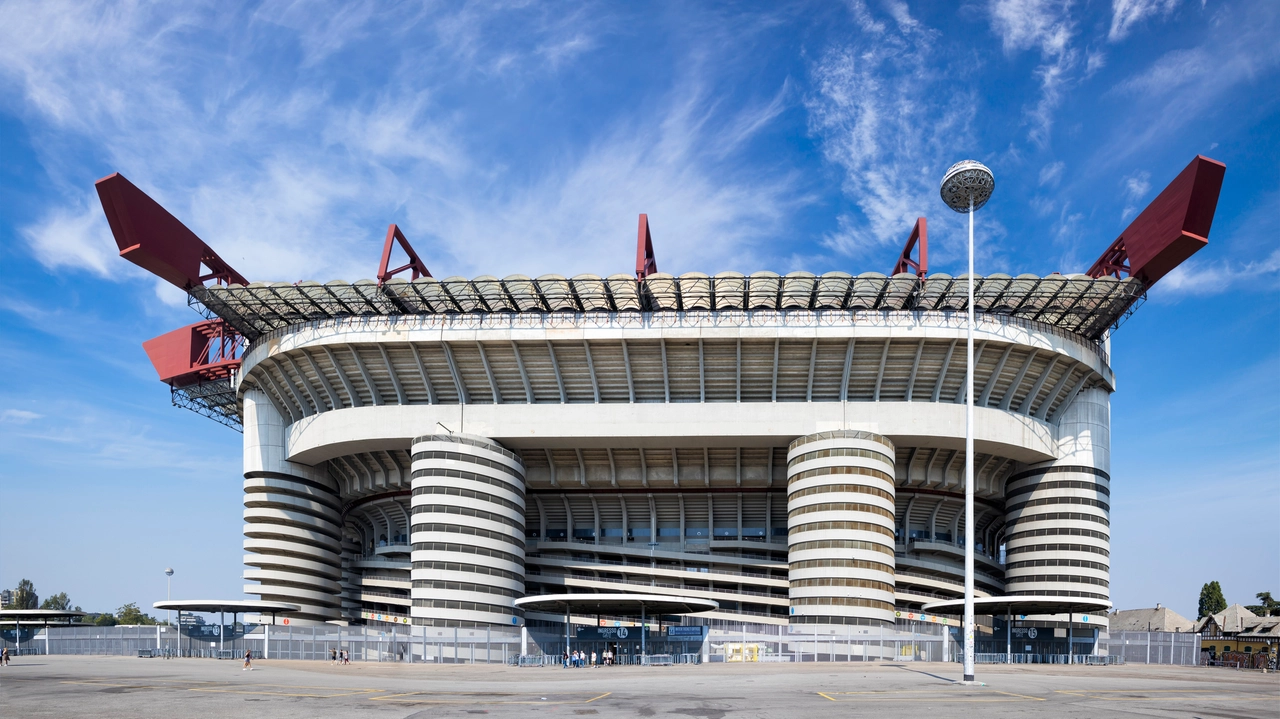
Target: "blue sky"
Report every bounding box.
[0,0,1275,621]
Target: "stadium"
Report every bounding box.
[99,155,1224,658]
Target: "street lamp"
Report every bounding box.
[164,568,174,625]
[939,159,994,685]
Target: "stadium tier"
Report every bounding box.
[101,157,1223,633]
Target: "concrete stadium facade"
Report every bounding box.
[98,155,1226,642]
[237,305,1113,629]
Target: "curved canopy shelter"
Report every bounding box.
[922,596,1111,617]
[515,593,718,656]
[153,600,300,616]
[0,608,88,626]
[515,593,718,617]
[924,596,1112,665]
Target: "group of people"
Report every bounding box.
[329,647,351,664]
[562,648,615,667]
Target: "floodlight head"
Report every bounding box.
[940,160,995,213]
[165,568,174,576]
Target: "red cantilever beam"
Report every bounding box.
[142,320,243,387]
[95,173,248,289]
[1086,155,1226,285]
[636,214,658,280]
[377,224,432,285]
[892,217,928,278]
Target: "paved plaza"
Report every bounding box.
[1,655,1276,718]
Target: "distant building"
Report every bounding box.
[1109,604,1194,632]
[0,589,11,607]
[1195,604,1280,667]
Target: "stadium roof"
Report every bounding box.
[192,271,1144,343]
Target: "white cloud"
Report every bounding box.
[1109,0,1180,41]
[805,4,980,264]
[21,200,120,278]
[1120,170,1150,220]
[0,1,802,287]
[0,409,42,424]
[1038,160,1065,186]
[987,0,1078,147]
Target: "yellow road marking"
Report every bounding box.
[817,689,1043,702]
[584,692,613,703]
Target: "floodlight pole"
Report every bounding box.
[964,196,976,683]
[939,158,993,685]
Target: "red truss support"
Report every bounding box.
[377,224,432,285]
[892,217,928,278]
[95,173,248,289]
[636,214,658,279]
[142,319,244,387]
[1086,155,1226,285]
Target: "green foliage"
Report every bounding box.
[93,613,118,626]
[1246,591,1279,617]
[1198,581,1227,619]
[13,578,38,609]
[40,592,71,611]
[115,602,159,626]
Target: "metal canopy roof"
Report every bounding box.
[0,609,88,623]
[514,593,719,616]
[922,596,1112,616]
[152,600,300,615]
[192,272,1144,344]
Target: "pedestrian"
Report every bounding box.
[242,648,253,671]
[1,647,9,666]
[591,650,598,667]
[563,650,569,668]
[330,647,337,664]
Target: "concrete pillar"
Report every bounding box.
[410,433,526,628]
[241,389,343,623]
[786,430,897,627]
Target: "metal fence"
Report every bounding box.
[0,624,521,664]
[1101,631,1201,666]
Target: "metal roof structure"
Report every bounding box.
[514,592,719,616]
[922,595,1112,616]
[152,600,301,615]
[191,272,1144,344]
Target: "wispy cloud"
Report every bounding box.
[0,1,801,285]
[1038,161,1065,187]
[0,409,42,423]
[1120,170,1151,220]
[1108,0,1180,41]
[988,0,1079,147]
[805,1,979,265]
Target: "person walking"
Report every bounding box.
[330,647,337,664]
[242,648,253,671]
[1,647,9,666]
[591,650,598,667]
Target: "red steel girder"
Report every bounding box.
[892,217,929,278]
[636,214,658,280]
[377,223,432,285]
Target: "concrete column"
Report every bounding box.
[1003,388,1111,607]
[241,389,343,623]
[786,430,897,627]
[410,433,526,628]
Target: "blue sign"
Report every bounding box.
[666,626,706,638]
[576,627,648,641]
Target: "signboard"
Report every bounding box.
[1011,627,1040,639]
[666,626,707,639]
[361,610,411,625]
[180,624,244,640]
[894,611,960,627]
[576,626,649,641]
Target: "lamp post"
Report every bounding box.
[939,160,995,684]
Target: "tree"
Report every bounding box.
[115,602,158,626]
[93,613,118,626]
[13,579,38,609]
[40,592,71,611]
[1246,591,1278,617]
[1198,581,1227,619]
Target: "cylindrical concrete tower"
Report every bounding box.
[1004,387,1111,602]
[786,430,897,625]
[241,388,344,623]
[410,433,527,627]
